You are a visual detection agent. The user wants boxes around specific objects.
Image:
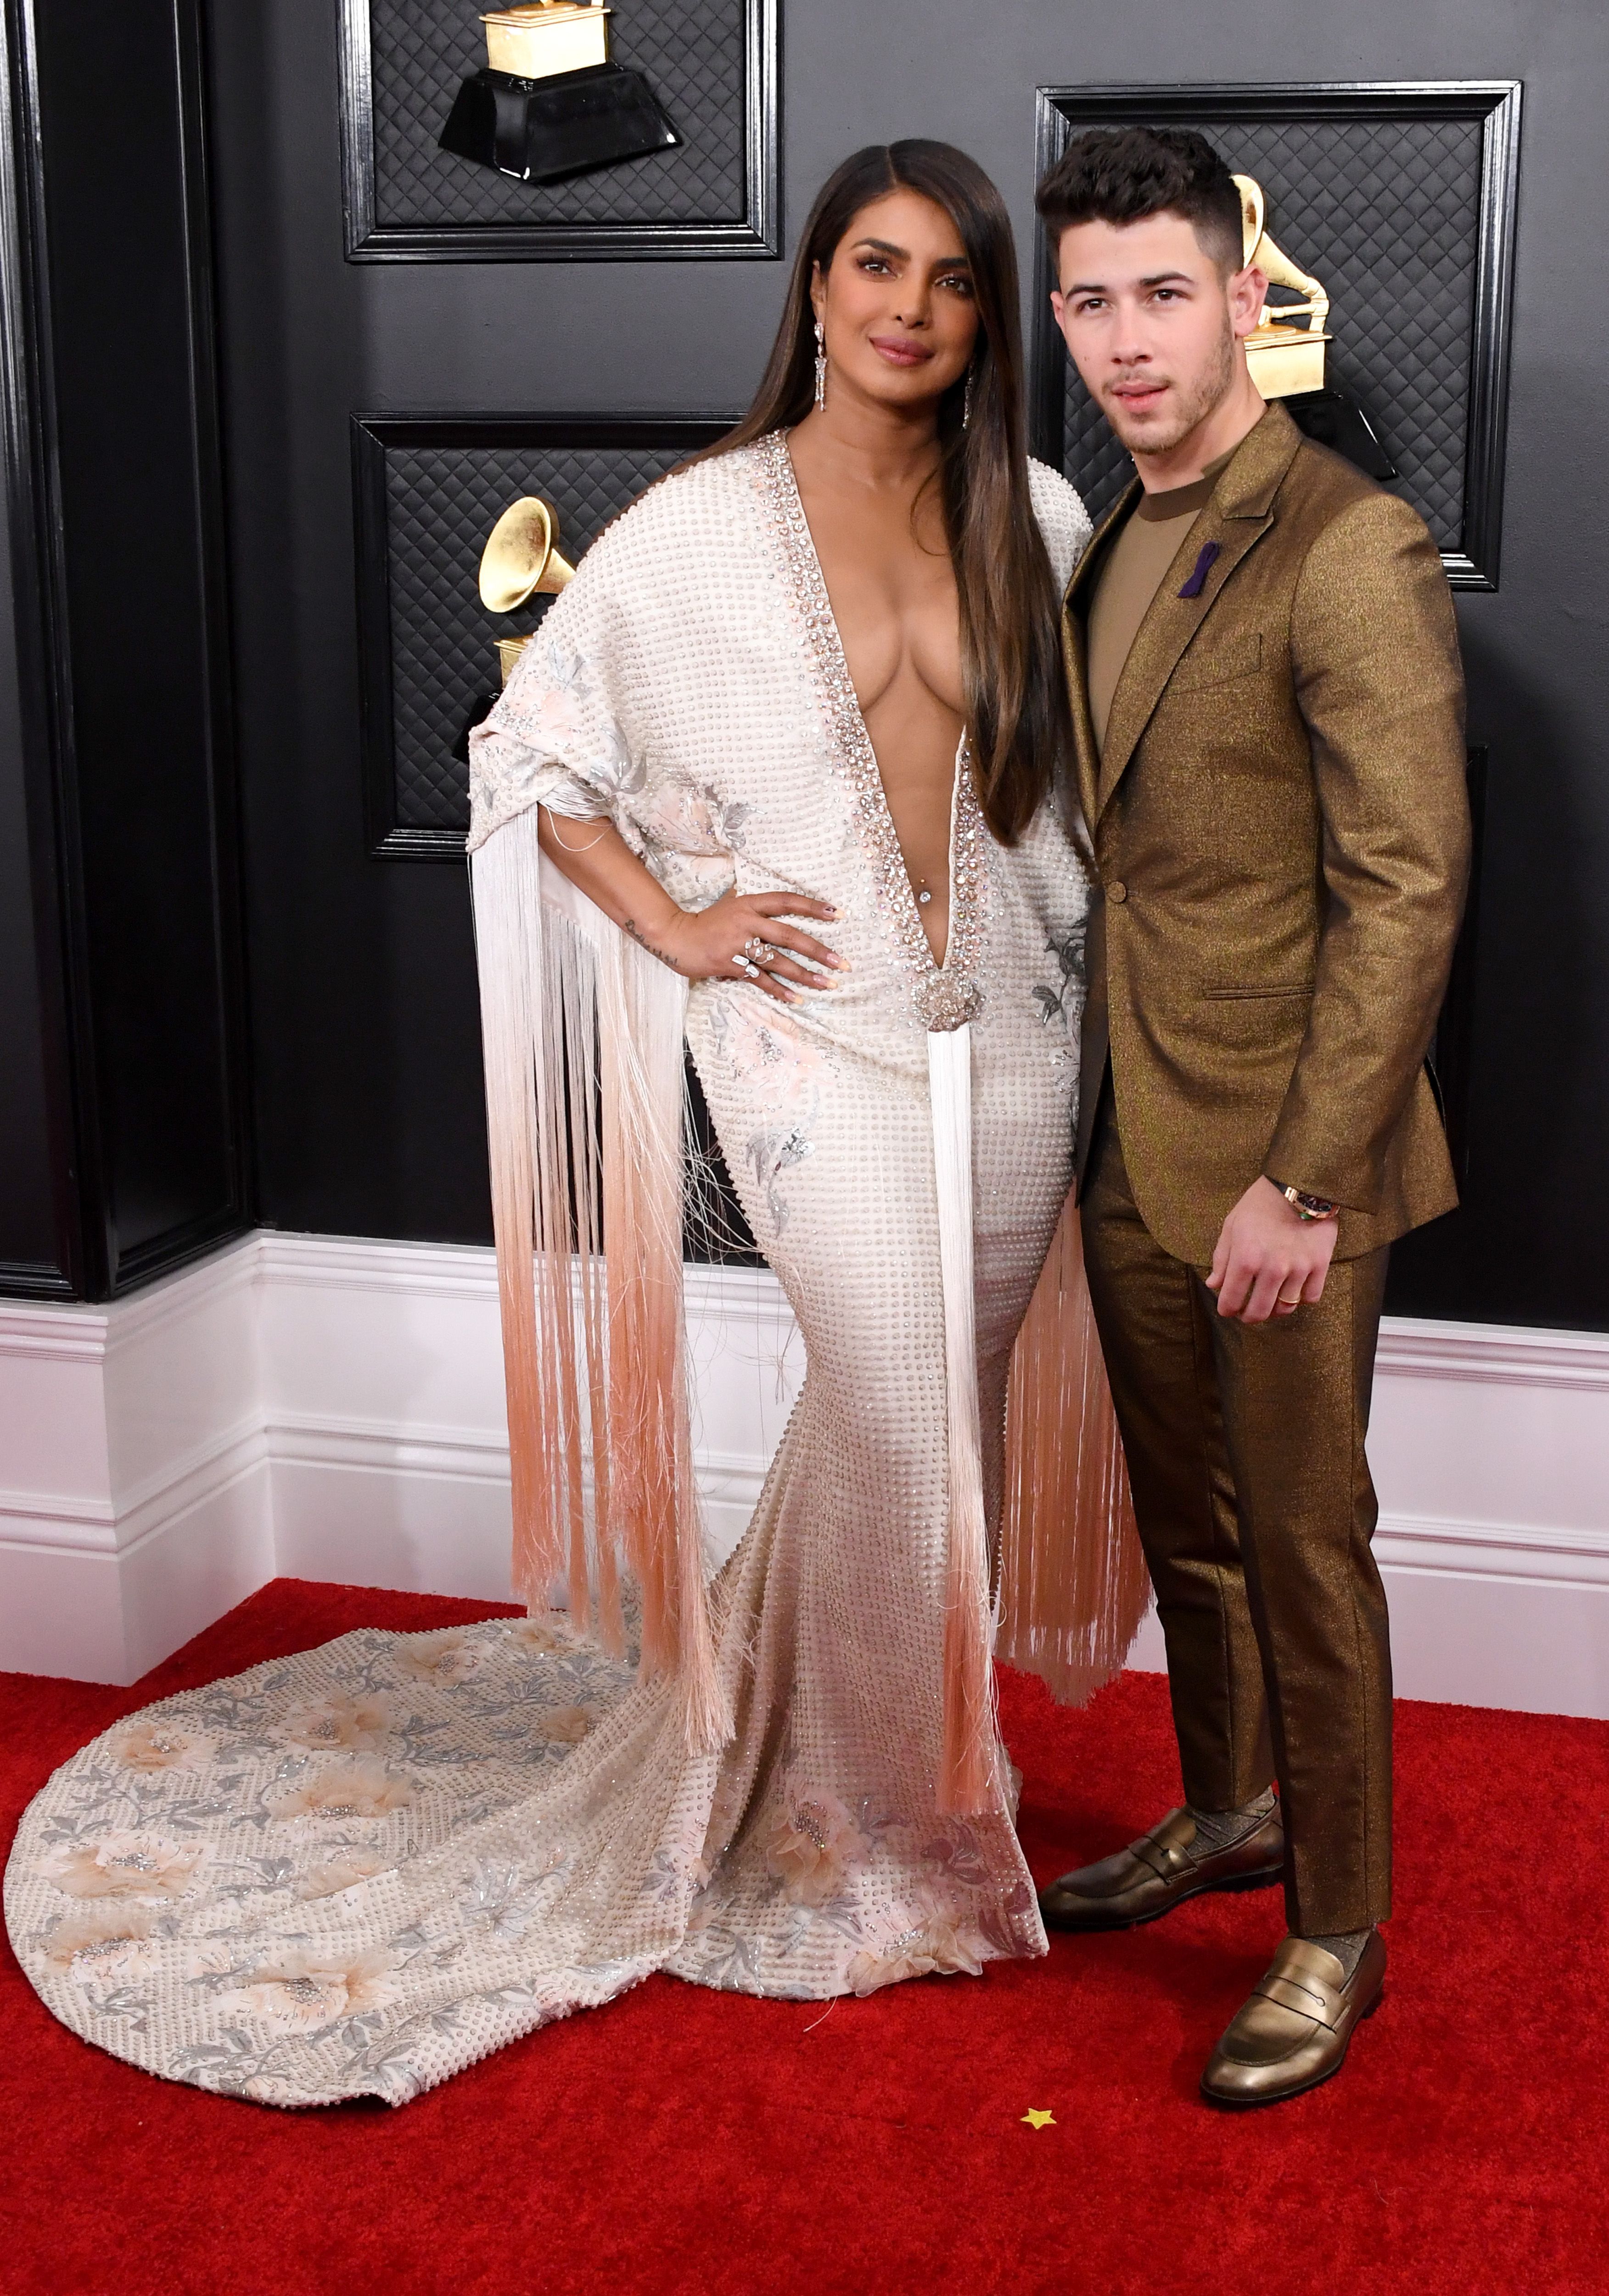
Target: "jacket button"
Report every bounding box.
[1106,879,1127,903]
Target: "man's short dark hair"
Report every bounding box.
[1035,127,1244,273]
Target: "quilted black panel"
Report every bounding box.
[1043,114,1484,550]
[383,442,689,831]
[367,0,747,231]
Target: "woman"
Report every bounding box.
[6,143,1141,2109]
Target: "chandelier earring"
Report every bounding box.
[814,317,827,413]
[962,361,975,431]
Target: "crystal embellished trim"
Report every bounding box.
[751,431,988,1034]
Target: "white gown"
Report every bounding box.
[4,436,1131,2109]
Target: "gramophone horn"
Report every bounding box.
[478,496,578,613]
[1232,174,1265,270]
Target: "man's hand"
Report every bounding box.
[1205,1177,1339,1323]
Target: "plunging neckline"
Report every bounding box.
[760,432,986,1029]
[778,436,962,968]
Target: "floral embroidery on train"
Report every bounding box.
[111,1719,211,1773]
[764,1792,870,1908]
[846,1887,990,1997]
[211,1946,404,2037]
[42,1905,163,1988]
[459,1851,572,1942]
[294,1847,397,1901]
[39,1833,210,1902]
[391,1628,484,1689]
[278,1690,398,1754]
[268,1757,415,1823]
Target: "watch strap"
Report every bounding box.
[1267,1178,1340,1222]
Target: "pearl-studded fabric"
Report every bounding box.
[6,438,1098,2107]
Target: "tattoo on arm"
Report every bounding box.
[623,917,682,973]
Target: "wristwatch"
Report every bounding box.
[1267,1178,1340,1223]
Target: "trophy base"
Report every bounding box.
[439,62,678,184]
[453,693,502,767]
[1282,389,1398,483]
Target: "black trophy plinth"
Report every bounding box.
[1282,389,1398,481]
[438,61,678,185]
[453,692,501,765]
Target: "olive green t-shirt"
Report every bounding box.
[1086,455,1233,753]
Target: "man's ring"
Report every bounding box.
[1277,1289,1302,1308]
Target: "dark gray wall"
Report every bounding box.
[204,0,1607,1328]
[0,484,63,1285]
[0,0,252,1300]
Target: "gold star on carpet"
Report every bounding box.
[1020,2108,1056,2130]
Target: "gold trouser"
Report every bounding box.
[1080,1092,1393,1934]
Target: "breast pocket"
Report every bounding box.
[1168,628,1263,695]
[1201,981,1315,1001]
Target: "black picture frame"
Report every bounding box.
[338,0,779,262]
[353,412,736,861]
[0,0,253,1298]
[1031,82,1522,590]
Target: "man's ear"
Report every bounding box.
[1049,287,1066,329]
[1228,262,1267,343]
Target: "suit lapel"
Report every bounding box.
[1080,401,1306,826]
[1093,510,1271,818]
[1062,478,1139,829]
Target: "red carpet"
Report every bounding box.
[3,1580,1605,2296]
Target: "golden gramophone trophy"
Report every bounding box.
[479,495,576,681]
[439,2,678,184]
[1231,174,1396,480]
[453,495,577,763]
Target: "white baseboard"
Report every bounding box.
[3,1230,1608,1718]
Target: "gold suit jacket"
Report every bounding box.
[1066,401,1471,1265]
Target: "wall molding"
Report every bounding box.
[3,1229,1606,1717]
[1375,1318,1609,1393]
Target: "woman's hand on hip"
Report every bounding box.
[652,889,847,1006]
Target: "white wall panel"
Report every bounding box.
[3,1231,1607,1711]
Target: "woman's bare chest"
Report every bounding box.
[808,504,965,720]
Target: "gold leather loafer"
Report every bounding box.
[1200,1930,1386,2107]
[1038,1804,1284,1933]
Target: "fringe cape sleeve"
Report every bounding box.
[465,548,730,1753]
[994,464,1150,1706]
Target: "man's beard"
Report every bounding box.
[1101,318,1235,456]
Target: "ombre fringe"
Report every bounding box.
[470,813,732,1754]
[997,1192,1150,1705]
[472,809,1138,1790]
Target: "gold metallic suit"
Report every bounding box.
[1066,402,1470,1933]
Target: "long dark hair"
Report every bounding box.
[701,141,1070,846]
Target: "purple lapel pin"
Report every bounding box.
[1177,540,1220,599]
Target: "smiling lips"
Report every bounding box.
[869,334,933,367]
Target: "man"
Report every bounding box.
[1035,127,1469,2105]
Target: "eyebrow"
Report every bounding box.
[852,236,971,268]
[1064,269,1196,293]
